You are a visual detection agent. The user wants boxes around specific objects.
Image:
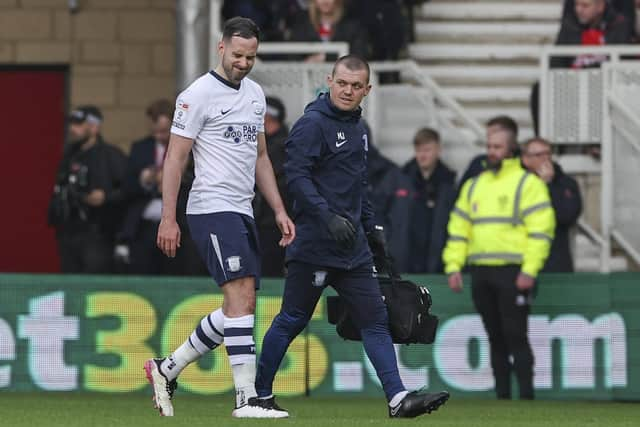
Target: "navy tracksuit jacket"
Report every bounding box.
[284,93,376,270]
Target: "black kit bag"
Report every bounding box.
[326,273,439,345]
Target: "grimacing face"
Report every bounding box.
[327,64,371,111]
[218,35,258,84]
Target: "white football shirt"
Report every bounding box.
[171,71,266,217]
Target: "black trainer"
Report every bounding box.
[388,390,450,418]
[250,396,288,413]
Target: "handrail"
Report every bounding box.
[367,60,485,143]
[608,96,640,155]
[612,230,640,267]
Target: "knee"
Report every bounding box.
[274,310,309,338]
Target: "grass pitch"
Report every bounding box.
[0,393,638,427]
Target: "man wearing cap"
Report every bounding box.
[252,96,290,277]
[48,105,126,273]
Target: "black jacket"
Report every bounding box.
[367,144,412,272]
[285,93,374,269]
[543,163,582,272]
[402,159,456,273]
[253,124,290,229]
[119,136,193,241]
[288,11,370,59]
[49,136,126,237]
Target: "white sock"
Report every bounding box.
[161,340,200,381]
[389,390,409,407]
[224,314,257,407]
[231,360,258,407]
[161,308,225,381]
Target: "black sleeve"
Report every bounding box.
[550,175,582,226]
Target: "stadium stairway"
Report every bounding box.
[409,0,562,141]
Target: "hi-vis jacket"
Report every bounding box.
[443,158,555,278]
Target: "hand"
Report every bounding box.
[275,210,296,247]
[84,189,106,207]
[157,217,181,258]
[448,272,463,293]
[516,272,535,291]
[140,167,156,187]
[367,225,390,271]
[327,214,356,249]
[537,161,554,183]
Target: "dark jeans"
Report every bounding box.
[470,265,535,399]
[57,227,112,273]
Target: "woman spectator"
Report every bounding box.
[288,0,370,62]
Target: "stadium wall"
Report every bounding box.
[0,0,177,152]
[0,273,638,400]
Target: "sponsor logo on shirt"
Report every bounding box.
[223,125,258,144]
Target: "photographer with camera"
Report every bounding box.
[48,105,126,273]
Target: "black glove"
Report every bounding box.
[327,214,357,249]
[367,225,394,275]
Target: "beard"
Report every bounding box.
[486,157,503,171]
[222,62,250,84]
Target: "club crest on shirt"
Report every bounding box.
[312,270,328,287]
[226,256,241,272]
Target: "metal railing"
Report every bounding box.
[539,45,640,141]
[601,62,640,270]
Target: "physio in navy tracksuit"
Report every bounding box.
[255,55,449,418]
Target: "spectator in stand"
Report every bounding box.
[253,96,291,277]
[118,99,206,275]
[521,138,583,272]
[402,128,456,273]
[530,0,634,134]
[288,0,370,62]
[346,1,407,61]
[364,125,413,273]
[563,0,637,31]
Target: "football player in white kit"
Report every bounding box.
[144,17,295,418]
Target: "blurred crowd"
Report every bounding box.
[46,0,640,276]
[47,100,582,278]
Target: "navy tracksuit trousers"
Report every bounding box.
[255,261,405,401]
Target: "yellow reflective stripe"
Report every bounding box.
[528,232,553,242]
[513,172,530,222]
[468,253,523,262]
[453,207,471,222]
[448,235,468,242]
[522,201,552,217]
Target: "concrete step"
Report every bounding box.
[445,85,531,103]
[409,43,544,62]
[421,64,540,85]
[418,2,562,21]
[440,105,532,126]
[416,21,558,43]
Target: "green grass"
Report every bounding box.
[0,393,638,427]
